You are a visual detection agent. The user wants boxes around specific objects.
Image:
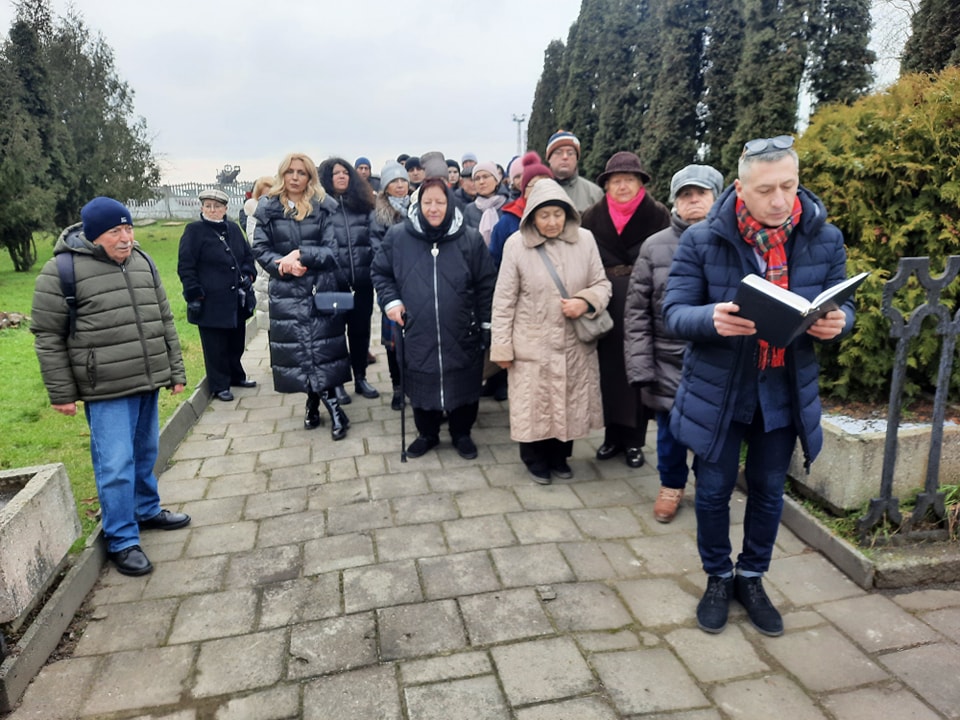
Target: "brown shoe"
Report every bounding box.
[653,487,684,523]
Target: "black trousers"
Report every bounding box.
[199,324,247,393]
[520,438,573,469]
[346,283,375,379]
[413,402,478,440]
[386,345,400,387]
[604,410,650,449]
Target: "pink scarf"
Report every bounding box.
[606,188,646,234]
[476,194,506,246]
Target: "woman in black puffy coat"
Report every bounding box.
[253,152,352,440]
[372,177,497,460]
[178,188,258,402]
[318,157,379,405]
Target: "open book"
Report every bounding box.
[733,271,869,346]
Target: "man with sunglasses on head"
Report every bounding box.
[662,135,854,637]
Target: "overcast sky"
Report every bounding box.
[0,0,583,184]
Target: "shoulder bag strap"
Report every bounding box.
[535,244,569,299]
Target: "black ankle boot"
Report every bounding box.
[304,391,321,429]
[320,390,349,440]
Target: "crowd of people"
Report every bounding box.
[31,129,858,639]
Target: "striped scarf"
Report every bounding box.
[736,196,802,368]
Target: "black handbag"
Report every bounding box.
[313,291,354,314]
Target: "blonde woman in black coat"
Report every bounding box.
[253,152,352,440]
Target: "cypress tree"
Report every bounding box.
[552,0,603,163]
[582,0,657,178]
[528,39,566,158]
[701,0,744,172]
[720,0,815,170]
[901,0,960,74]
[807,0,875,108]
[640,0,709,199]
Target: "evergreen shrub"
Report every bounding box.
[798,69,960,404]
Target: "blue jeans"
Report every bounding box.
[85,392,163,553]
[655,410,689,489]
[694,413,797,576]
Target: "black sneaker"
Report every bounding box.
[453,435,478,459]
[406,435,439,458]
[734,575,784,636]
[697,575,733,634]
[550,461,573,480]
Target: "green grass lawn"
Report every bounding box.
[0,221,206,541]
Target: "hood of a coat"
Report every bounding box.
[519,178,581,247]
[406,199,465,242]
[53,221,140,264]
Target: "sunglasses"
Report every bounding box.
[741,135,794,158]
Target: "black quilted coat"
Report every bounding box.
[371,198,497,411]
[252,195,351,394]
[328,195,378,289]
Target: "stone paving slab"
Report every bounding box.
[8,326,960,719]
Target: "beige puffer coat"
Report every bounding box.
[490,179,612,443]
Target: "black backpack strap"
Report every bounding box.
[55,253,78,338]
[55,247,159,339]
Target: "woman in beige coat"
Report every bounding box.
[490,179,612,484]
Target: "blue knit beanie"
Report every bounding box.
[81,197,133,241]
[355,156,371,169]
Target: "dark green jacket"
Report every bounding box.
[31,223,185,404]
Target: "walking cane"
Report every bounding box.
[397,314,408,463]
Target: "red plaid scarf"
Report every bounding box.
[736,196,802,368]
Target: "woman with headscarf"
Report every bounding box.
[490,179,611,484]
[581,151,671,468]
[318,157,380,405]
[253,152,352,440]
[178,188,258,402]
[372,176,497,460]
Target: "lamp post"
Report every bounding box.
[512,114,526,157]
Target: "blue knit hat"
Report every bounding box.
[81,197,132,241]
[355,156,371,169]
[545,130,580,161]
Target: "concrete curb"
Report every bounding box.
[0,533,104,712]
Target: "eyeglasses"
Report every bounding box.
[741,135,794,158]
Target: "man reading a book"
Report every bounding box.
[662,135,854,637]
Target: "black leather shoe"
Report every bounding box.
[334,384,352,405]
[139,509,191,531]
[214,389,234,402]
[625,447,645,468]
[355,377,380,399]
[595,442,623,461]
[232,379,257,388]
[109,545,153,576]
[406,435,439,458]
[304,391,322,429]
[320,390,349,440]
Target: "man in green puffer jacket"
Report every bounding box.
[31,197,190,577]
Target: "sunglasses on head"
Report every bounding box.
[741,135,794,158]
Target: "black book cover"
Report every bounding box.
[732,271,869,346]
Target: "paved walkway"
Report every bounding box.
[11,328,960,719]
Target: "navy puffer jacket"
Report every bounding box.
[662,185,854,467]
[252,195,351,394]
[371,202,497,411]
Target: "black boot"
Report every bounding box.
[391,385,403,411]
[304,391,321,429]
[320,389,349,440]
